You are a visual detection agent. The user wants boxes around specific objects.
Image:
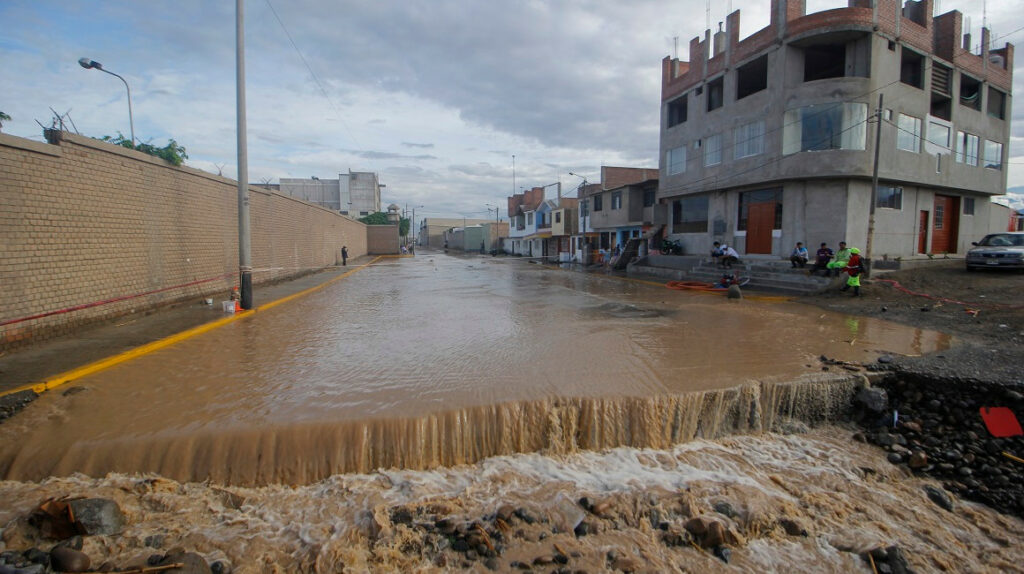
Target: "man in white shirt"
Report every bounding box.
[720,244,739,269]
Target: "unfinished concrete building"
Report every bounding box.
[658,0,1013,260]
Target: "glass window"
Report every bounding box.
[527,213,533,225]
[963,197,975,215]
[737,188,783,230]
[611,191,622,210]
[555,212,561,223]
[643,187,655,207]
[926,120,951,150]
[707,77,724,111]
[667,95,687,128]
[704,134,722,166]
[593,195,603,211]
[672,195,709,233]
[666,145,687,175]
[988,87,1006,119]
[734,120,765,159]
[876,185,903,209]
[896,114,921,152]
[935,204,944,230]
[783,103,867,154]
[956,132,979,166]
[984,140,1003,170]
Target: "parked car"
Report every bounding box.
[965,232,1024,271]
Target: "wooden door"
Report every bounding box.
[917,211,929,254]
[746,202,775,254]
[931,195,959,254]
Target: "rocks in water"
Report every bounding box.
[726,284,742,299]
[778,518,808,537]
[924,486,954,512]
[908,451,928,469]
[49,546,90,572]
[683,517,738,549]
[855,387,889,415]
[157,551,213,574]
[67,498,125,536]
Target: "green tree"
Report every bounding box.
[99,133,188,166]
[0,111,10,131]
[399,217,410,237]
[358,212,389,225]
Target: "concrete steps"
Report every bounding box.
[629,257,834,295]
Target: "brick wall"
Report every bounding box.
[0,131,367,349]
[366,224,400,254]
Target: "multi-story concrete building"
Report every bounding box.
[573,167,663,263]
[658,0,1013,260]
[280,170,382,216]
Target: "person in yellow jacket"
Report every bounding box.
[839,248,864,296]
[826,241,851,277]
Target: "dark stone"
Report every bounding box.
[211,561,231,574]
[55,536,83,551]
[924,485,954,512]
[908,451,928,469]
[779,518,807,537]
[390,507,414,525]
[533,555,554,565]
[158,552,212,574]
[495,504,516,522]
[886,546,910,574]
[574,521,590,537]
[484,557,500,571]
[50,546,90,573]
[875,433,896,447]
[878,355,894,364]
[22,549,48,565]
[856,388,889,414]
[514,508,538,524]
[451,539,470,553]
[887,452,903,465]
[68,499,125,536]
[713,501,737,518]
[713,546,732,563]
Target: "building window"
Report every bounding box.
[804,44,845,82]
[704,134,722,166]
[611,191,622,210]
[960,74,982,111]
[963,197,975,215]
[737,189,783,230]
[988,87,1006,119]
[782,103,867,154]
[984,140,1003,170]
[666,145,687,175]
[935,204,944,230]
[876,185,903,210]
[555,212,561,224]
[734,120,765,159]
[527,213,533,225]
[672,195,709,233]
[643,187,655,207]
[707,77,724,112]
[592,195,603,211]
[900,48,924,88]
[736,55,768,100]
[955,131,979,166]
[896,114,921,152]
[926,120,951,150]
[667,94,688,127]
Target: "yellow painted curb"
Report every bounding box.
[2,257,383,399]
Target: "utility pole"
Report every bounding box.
[865,93,883,277]
[236,0,253,310]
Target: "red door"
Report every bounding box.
[746,202,775,254]
[931,195,960,254]
[917,211,929,254]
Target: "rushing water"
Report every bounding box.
[0,254,950,484]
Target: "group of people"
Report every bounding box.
[710,242,740,269]
[791,240,863,296]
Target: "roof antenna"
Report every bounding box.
[705,0,711,33]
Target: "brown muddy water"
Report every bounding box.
[0,254,950,485]
[1,255,1020,573]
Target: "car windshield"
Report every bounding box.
[978,234,1024,247]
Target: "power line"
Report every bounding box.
[263,0,361,150]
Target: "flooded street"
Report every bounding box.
[1,254,1020,573]
[0,254,951,484]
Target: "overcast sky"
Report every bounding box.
[2,0,1022,218]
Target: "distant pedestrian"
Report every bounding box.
[341,246,348,266]
[790,242,808,268]
[810,242,833,276]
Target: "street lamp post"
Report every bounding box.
[569,172,589,264]
[78,58,135,147]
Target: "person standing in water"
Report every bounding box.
[341,246,348,266]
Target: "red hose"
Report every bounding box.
[1,273,234,328]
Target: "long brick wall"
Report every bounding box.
[0,131,367,349]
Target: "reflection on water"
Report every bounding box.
[0,254,951,484]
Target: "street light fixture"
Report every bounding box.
[78,57,135,147]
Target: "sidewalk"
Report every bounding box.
[0,258,377,395]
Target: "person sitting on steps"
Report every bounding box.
[719,244,739,269]
[790,242,808,268]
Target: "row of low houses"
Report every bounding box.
[506,0,1017,264]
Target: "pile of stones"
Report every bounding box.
[852,374,1024,518]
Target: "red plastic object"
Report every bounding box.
[980,407,1023,438]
